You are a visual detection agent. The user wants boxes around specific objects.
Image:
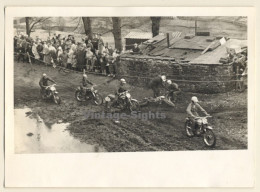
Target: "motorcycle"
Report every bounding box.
[75,85,103,105]
[104,91,140,112]
[185,116,216,147]
[139,95,175,107]
[40,84,61,105]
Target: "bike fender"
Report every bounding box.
[131,99,138,102]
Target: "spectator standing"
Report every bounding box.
[43,42,51,65]
[32,41,40,62]
[57,46,63,65]
[59,49,69,68]
[67,48,74,69]
[87,39,94,52]
[108,45,114,56]
[100,53,106,75]
[27,43,34,63]
[49,43,57,64]
[36,41,44,61]
[98,33,104,54]
[85,46,93,71]
[75,43,86,71]
[92,34,99,50]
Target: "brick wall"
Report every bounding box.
[118,55,235,93]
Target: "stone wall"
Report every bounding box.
[118,55,235,93]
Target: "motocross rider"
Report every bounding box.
[149,75,167,98]
[111,78,129,107]
[81,74,94,94]
[186,96,210,132]
[39,73,56,96]
[166,80,181,103]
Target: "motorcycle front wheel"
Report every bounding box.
[185,121,194,137]
[93,93,103,105]
[75,90,85,102]
[203,129,216,147]
[53,95,61,105]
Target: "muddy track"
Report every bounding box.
[14,61,248,152]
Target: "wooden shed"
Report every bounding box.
[124,32,153,50]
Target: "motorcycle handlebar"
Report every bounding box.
[45,84,56,88]
[195,116,212,119]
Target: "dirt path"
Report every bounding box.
[14,61,248,152]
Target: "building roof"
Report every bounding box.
[123,31,247,65]
[124,32,153,39]
[169,36,220,51]
[189,39,247,64]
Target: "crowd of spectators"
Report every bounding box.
[14,33,121,77]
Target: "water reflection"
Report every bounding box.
[15,108,106,153]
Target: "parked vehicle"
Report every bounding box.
[75,85,103,105]
[185,116,216,147]
[40,84,61,105]
[104,91,140,112]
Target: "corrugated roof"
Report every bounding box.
[169,36,220,50]
[189,39,247,64]
[124,32,153,39]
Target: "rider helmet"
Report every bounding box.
[42,73,47,78]
[191,96,199,103]
[161,75,166,82]
[120,78,126,84]
[167,80,172,84]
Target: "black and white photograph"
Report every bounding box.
[12,15,248,153]
[3,5,256,188]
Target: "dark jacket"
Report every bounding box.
[149,76,164,89]
[117,84,128,94]
[75,50,86,69]
[82,77,93,87]
[167,83,179,92]
[132,46,140,53]
[39,77,55,88]
[36,44,43,53]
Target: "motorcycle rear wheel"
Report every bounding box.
[203,129,216,147]
[75,90,85,102]
[185,121,194,137]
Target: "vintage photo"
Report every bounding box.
[13,16,248,153]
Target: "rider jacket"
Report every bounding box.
[186,102,209,118]
[82,77,93,87]
[39,76,55,88]
[167,83,180,92]
[149,76,164,89]
[117,84,128,95]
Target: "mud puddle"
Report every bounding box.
[14,108,106,153]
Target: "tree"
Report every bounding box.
[25,17,51,37]
[42,19,54,36]
[82,17,93,40]
[112,17,122,51]
[150,17,161,37]
[57,17,66,31]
